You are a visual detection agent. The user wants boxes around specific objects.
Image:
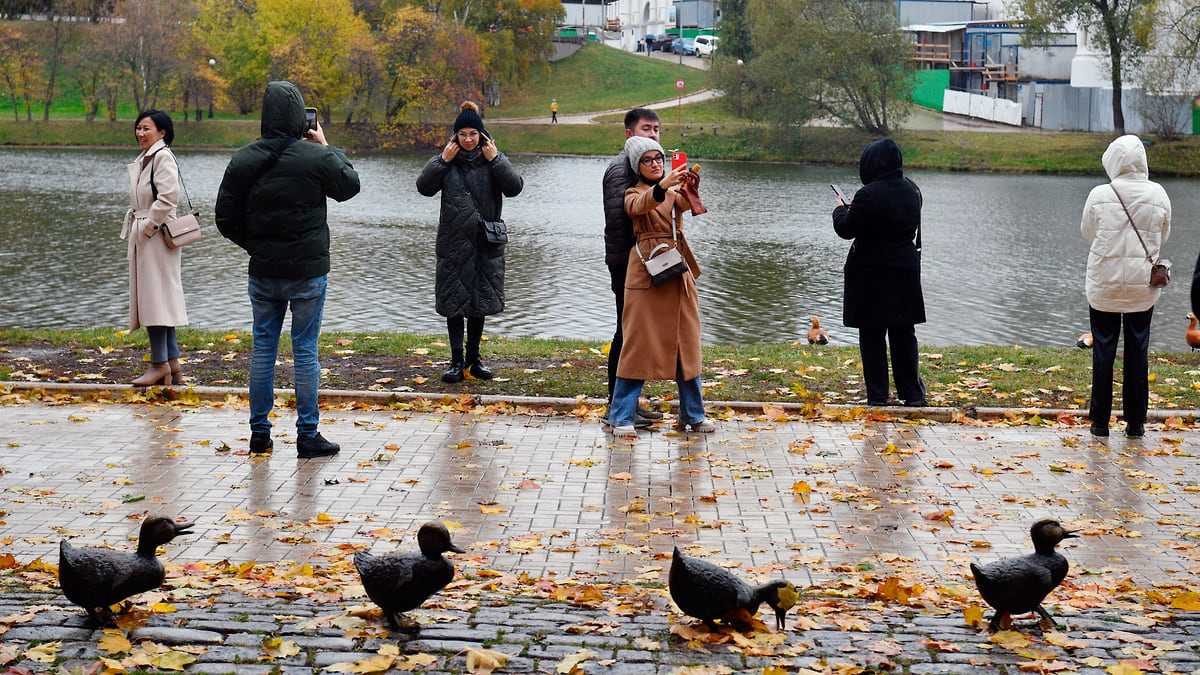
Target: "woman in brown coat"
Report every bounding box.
[606,136,712,437]
[122,110,188,385]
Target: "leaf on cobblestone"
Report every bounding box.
[1017,660,1076,672]
[991,631,1032,650]
[633,638,661,651]
[1104,664,1144,675]
[867,641,904,656]
[98,629,132,655]
[832,616,870,631]
[261,637,301,660]
[0,646,21,666]
[1043,633,1088,649]
[920,639,961,653]
[465,648,508,674]
[22,642,59,663]
[555,650,596,675]
[963,604,985,627]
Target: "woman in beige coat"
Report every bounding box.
[606,136,711,437]
[123,110,188,385]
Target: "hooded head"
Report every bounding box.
[1102,134,1149,182]
[625,135,664,173]
[261,81,306,139]
[859,138,903,185]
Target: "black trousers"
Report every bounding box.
[447,316,486,361]
[858,324,925,404]
[1089,306,1153,428]
[606,263,628,400]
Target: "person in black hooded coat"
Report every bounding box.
[832,138,927,407]
[416,101,523,383]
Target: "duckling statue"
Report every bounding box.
[58,516,194,625]
[970,519,1077,631]
[354,521,465,632]
[669,546,797,631]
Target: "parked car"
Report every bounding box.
[693,35,720,57]
[672,37,696,56]
[659,35,679,52]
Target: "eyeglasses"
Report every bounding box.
[639,154,665,166]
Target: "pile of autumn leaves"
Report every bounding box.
[3,544,1200,675]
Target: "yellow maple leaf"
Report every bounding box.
[764,667,790,675]
[989,630,1031,650]
[465,648,509,674]
[347,654,396,673]
[963,604,985,627]
[1170,591,1200,610]
[1043,632,1088,649]
[227,508,253,521]
[149,650,196,671]
[776,582,799,611]
[262,638,301,660]
[23,642,61,663]
[556,650,596,675]
[150,602,177,613]
[1106,664,1144,675]
[480,505,506,514]
[98,629,132,655]
[792,481,811,495]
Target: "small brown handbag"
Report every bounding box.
[151,149,202,249]
[1112,186,1170,288]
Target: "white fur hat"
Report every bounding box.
[625,136,665,173]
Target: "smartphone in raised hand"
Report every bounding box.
[831,183,850,204]
[672,151,688,172]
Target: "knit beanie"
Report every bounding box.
[453,101,487,136]
[625,136,664,172]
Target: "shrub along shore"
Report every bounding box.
[4,119,1200,176]
[4,328,1200,413]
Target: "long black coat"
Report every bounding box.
[416,148,523,318]
[832,139,925,328]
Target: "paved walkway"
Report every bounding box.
[3,386,1200,673]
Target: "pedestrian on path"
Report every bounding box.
[832,138,927,407]
[416,101,523,384]
[600,109,665,426]
[122,110,189,387]
[215,81,361,458]
[1082,134,1171,439]
[550,99,558,123]
[607,135,710,437]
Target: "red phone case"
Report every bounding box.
[671,151,687,171]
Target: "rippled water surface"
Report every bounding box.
[2,148,1198,349]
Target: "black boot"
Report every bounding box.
[464,354,493,380]
[442,352,465,383]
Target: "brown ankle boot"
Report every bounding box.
[168,358,183,384]
[132,362,171,386]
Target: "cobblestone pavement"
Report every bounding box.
[3,390,1200,674]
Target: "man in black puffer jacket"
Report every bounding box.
[216,80,360,459]
[601,108,665,427]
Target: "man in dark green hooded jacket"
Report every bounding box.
[216,80,360,458]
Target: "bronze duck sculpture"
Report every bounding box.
[970,519,1077,631]
[354,521,465,632]
[58,515,194,625]
[669,546,796,630]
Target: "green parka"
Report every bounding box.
[215,81,360,279]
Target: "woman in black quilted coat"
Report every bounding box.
[832,138,927,407]
[417,102,523,383]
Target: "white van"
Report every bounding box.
[693,35,720,57]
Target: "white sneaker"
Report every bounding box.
[677,419,716,433]
[603,421,639,437]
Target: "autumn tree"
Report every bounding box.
[0,23,42,120]
[194,0,268,115]
[1011,0,1161,135]
[107,0,195,111]
[27,0,96,120]
[713,0,913,134]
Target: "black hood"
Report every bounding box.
[261,81,305,139]
[859,138,903,185]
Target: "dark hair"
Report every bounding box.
[134,109,174,146]
[623,108,659,131]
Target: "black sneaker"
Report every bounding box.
[249,432,273,454]
[463,359,494,380]
[297,433,340,458]
[1089,424,1109,437]
[636,404,663,420]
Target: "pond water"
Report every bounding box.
[1,148,1197,350]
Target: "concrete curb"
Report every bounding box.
[4,380,1197,424]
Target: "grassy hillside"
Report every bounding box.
[489,43,712,119]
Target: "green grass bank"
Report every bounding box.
[5,328,1200,413]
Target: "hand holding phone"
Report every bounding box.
[305,107,318,132]
[831,183,850,205]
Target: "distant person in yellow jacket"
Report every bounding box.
[550,99,558,123]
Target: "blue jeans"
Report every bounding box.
[248,275,327,438]
[610,361,706,427]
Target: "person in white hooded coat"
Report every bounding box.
[1081,134,1171,438]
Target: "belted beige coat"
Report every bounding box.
[123,139,188,330]
[616,180,702,382]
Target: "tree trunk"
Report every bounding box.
[1104,13,1126,135]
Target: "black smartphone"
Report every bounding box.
[304,107,318,132]
[831,183,850,204]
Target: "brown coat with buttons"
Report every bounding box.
[123,139,188,330]
[616,180,702,382]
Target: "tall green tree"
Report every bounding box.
[0,22,42,120]
[714,0,913,134]
[195,0,269,115]
[1010,0,1160,135]
[716,0,754,61]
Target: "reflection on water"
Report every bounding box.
[1,148,1197,350]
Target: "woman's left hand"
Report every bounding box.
[481,137,498,162]
[141,221,159,238]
